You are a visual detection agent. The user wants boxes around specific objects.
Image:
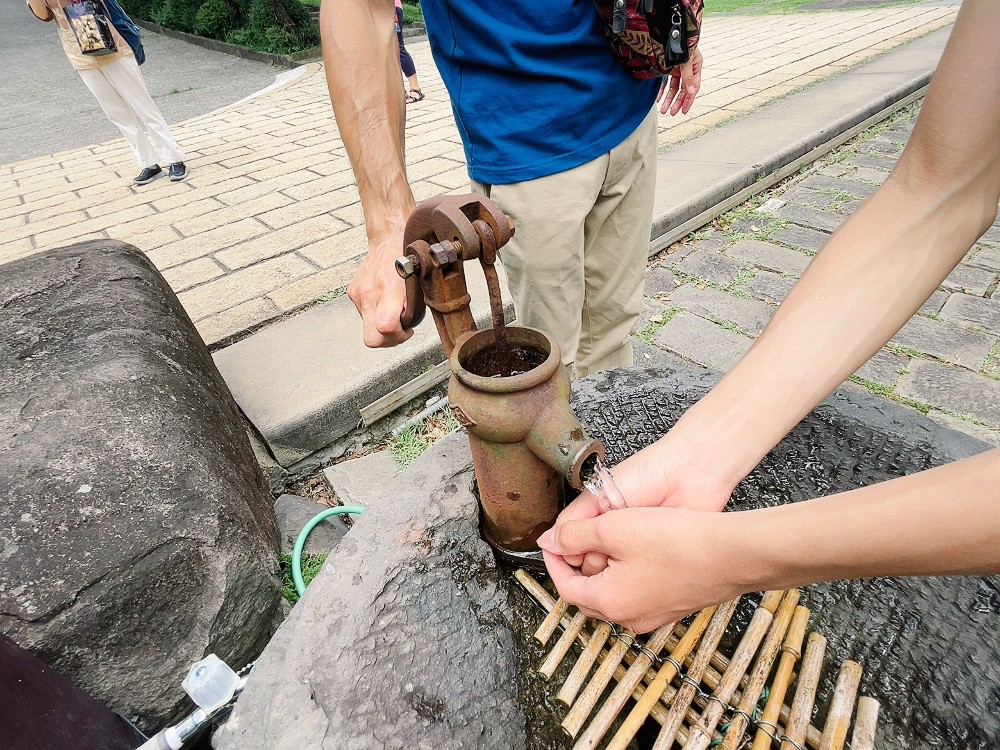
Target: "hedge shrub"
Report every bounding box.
[120,0,319,55]
[193,0,240,39]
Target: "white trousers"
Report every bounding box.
[78,56,185,168]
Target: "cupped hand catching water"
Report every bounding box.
[541,434,735,575]
[537,506,747,633]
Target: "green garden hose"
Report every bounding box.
[292,506,365,597]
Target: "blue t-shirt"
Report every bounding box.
[419,0,659,185]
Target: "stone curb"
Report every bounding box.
[206,63,319,116]
[132,19,426,68]
[133,18,321,68]
[214,25,954,468]
[649,25,950,254]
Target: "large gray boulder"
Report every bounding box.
[0,241,282,732]
[219,366,997,750]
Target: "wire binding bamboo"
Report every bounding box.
[751,605,809,750]
[570,621,678,750]
[538,610,588,679]
[561,626,635,737]
[818,660,862,750]
[850,696,880,750]
[780,632,827,750]
[557,620,612,707]
[651,599,740,750]
[602,606,718,750]
[514,572,675,734]
[720,589,801,749]
[682,634,821,748]
[684,591,785,750]
[515,571,824,749]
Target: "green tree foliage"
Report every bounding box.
[193,0,241,39]
[120,0,319,54]
[226,0,318,53]
[154,0,201,32]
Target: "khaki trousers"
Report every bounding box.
[472,107,657,377]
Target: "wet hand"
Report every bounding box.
[658,47,703,116]
[539,507,746,633]
[347,232,414,348]
[548,436,733,571]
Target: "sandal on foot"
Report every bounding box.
[405,89,425,104]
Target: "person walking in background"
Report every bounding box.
[26,0,189,185]
[395,0,422,104]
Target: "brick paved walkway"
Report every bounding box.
[639,106,1000,445]
[0,5,957,348]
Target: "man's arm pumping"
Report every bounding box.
[321,0,414,347]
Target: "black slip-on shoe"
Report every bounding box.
[168,162,189,182]
[133,165,162,185]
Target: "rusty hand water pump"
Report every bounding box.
[396,194,605,565]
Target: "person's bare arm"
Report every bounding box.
[558,0,1000,534]
[541,449,1000,633]
[321,0,414,347]
[27,0,54,21]
[654,0,1000,489]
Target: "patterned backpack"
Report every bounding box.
[594,0,703,80]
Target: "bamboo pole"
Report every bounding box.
[651,599,740,750]
[514,570,686,736]
[515,572,823,747]
[601,606,718,750]
[667,622,821,748]
[570,620,678,750]
[557,620,612,706]
[523,586,816,749]
[850,696,880,750]
[720,589,800,749]
[684,591,785,750]
[818,660,862,750]
[534,597,570,645]
[573,607,715,750]
[561,627,636,737]
[538,610,588,679]
[677,629,822,747]
[780,632,827,750]
[750,605,809,750]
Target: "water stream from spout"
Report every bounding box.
[482,263,509,353]
[583,458,627,514]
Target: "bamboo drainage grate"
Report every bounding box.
[515,570,880,750]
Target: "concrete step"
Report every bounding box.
[214,262,511,466]
[323,450,400,508]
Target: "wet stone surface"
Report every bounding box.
[216,433,569,750]
[573,367,999,750]
[223,364,995,750]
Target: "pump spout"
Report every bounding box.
[448,327,605,565]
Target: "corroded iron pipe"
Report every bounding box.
[449,326,603,563]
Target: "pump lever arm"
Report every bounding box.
[395,254,426,330]
[394,195,514,354]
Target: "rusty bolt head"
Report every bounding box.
[395,256,417,278]
[430,240,459,266]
